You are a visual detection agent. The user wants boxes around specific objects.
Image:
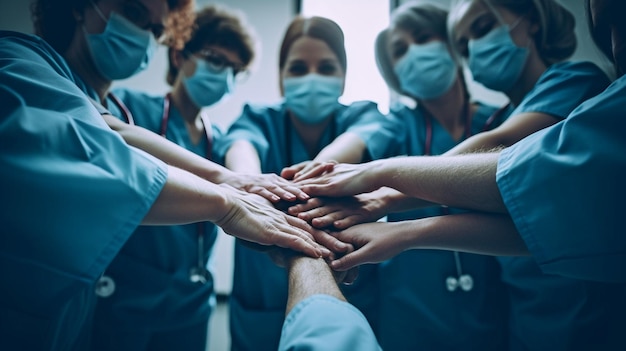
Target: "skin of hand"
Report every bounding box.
[213,184,331,258]
[295,162,381,198]
[104,114,308,203]
[268,247,360,286]
[287,195,388,229]
[328,213,529,271]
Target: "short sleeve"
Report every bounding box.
[279,295,381,351]
[0,32,168,288]
[496,76,626,283]
[339,101,401,160]
[511,61,609,119]
[215,103,275,164]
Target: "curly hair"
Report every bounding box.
[166,4,257,85]
[31,0,195,54]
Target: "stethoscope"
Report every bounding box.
[283,111,337,166]
[420,101,509,292]
[95,93,214,298]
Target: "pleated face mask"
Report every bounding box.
[182,58,234,108]
[394,41,458,100]
[283,73,343,124]
[84,2,157,80]
[467,15,529,92]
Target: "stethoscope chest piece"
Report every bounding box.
[95,275,116,298]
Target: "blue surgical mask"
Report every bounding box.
[283,74,343,124]
[468,19,529,92]
[182,58,234,108]
[84,2,157,80]
[394,41,457,100]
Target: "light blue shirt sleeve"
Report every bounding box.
[510,61,609,119]
[279,295,381,351]
[0,31,168,302]
[496,75,626,283]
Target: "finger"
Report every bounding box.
[288,197,324,215]
[296,205,336,222]
[310,228,351,253]
[330,248,370,271]
[280,161,308,180]
[311,214,339,229]
[333,215,366,229]
[284,216,334,255]
[294,162,336,182]
[274,233,323,258]
[342,266,360,285]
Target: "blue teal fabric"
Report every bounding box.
[495,61,626,350]
[0,31,167,351]
[219,101,394,351]
[377,102,510,350]
[90,89,224,350]
[497,75,626,284]
[279,295,381,351]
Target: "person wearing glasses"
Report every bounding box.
[0,0,340,349]
[218,16,396,351]
[88,5,256,351]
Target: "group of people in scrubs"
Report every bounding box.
[1,0,625,350]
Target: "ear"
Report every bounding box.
[169,49,186,70]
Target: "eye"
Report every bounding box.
[391,43,408,60]
[318,62,338,75]
[471,16,496,39]
[287,62,309,76]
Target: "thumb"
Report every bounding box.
[330,247,369,271]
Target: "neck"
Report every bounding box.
[505,53,547,106]
[420,78,467,140]
[64,27,112,103]
[289,113,331,158]
[171,83,202,124]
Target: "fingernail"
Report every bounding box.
[300,193,310,200]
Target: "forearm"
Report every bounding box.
[406,212,529,256]
[286,256,345,314]
[104,114,232,183]
[444,131,501,156]
[380,187,436,214]
[143,165,230,225]
[313,132,366,164]
[371,153,507,213]
[225,140,262,174]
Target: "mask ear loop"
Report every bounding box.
[89,0,109,23]
[483,0,530,49]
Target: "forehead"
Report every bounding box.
[286,36,338,61]
[451,1,490,38]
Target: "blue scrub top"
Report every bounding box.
[279,295,381,351]
[498,74,626,284]
[90,89,222,331]
[375,102,510,350]
[0,31,167,350]
[219,101,394,351]
[494,61,626,350]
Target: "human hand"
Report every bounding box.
[215,185,328,258]
[328,221,410,271]
[295,162,382,198]
[268,248,360,285]
[281,160,337,182]
[226,172,310,203]
[287,194,387,229]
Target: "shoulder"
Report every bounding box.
[240,102,285,120]
[0,31,74,80]
[110,87,161,104]
[340,100,380,116]
[542,61,609,84]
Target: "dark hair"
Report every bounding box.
[375,2,450,94]
[278,16,346,73]
[166,5,257,85]
[482,0,577,65]
[32,0,195,54]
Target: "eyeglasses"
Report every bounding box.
[189,48,250,82]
